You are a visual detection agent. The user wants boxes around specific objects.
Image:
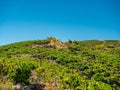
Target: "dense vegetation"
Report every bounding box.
[0,37,120,90]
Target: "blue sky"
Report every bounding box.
[0,0,120,45]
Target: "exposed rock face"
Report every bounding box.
[48,37,68,49]
[19,84,45,90]
[13,84,21,90]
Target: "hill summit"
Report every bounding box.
[0,38,120,90]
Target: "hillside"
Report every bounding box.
[0,37,120,90]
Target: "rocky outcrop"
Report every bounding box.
[13,84,45,90]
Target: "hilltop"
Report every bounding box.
[0,37,120,90]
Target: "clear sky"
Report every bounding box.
[0,0,120,45]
